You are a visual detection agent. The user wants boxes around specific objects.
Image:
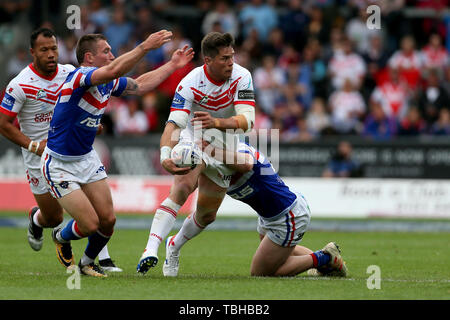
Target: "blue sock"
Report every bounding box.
[311,250,331,268]
[59,219,83,242]
[84,231,111,260]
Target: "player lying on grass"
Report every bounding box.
[163,140,348,277]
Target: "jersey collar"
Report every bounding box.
[203,64,225,86]
[29,63,58,81]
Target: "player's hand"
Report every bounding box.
[191,111,217,129]
[96,123,104,136]
[36,139,47,156]
[170,45,195,69]
[161,158,192,175]
[142,30,173,51]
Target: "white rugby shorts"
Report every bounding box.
[40,147,107,198]
[257,193,311,247]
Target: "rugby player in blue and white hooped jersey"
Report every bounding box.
[210,142,348,277]
[0,28,119,272]
[40,31,194,277]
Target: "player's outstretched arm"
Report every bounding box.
[90,30,173,86]
[200,140,254,173]
[121,45,194,96]
[191,108,254,133]
[159,121,191,175]
[0,113,46,156]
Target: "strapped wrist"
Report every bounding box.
[160,146,172,164]
[27,141,39,154]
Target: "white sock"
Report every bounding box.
[32,209,43,228]
[98,245,110,261]
[80,253,94,266]
[145,198,181,255]
[171,212,205,253]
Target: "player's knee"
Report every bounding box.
[80,217,100,236]
[173,182,196,202]
[100,213,116,230]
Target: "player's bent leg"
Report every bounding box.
[250,236,296,276]
[79,179,116,276]
[33,192,64,227]
[139,166,203,275]
[52,189,100,268]
[27,192,64,251]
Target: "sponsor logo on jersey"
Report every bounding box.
[237,90,255,100]
[79,116,102,129]
[1,93,16,110]
[199,95,209,104]
[171,92,186,109]
[59,181,69,189]
[34,111,53,122]
[36,89,47,99]
[30,177,39,186]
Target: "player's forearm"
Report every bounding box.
[213,115,248,132]
[135,61,177,95]
[160,121,180,148]
[0,121,31,149]
[91,44,149,85]
[210,147,253,173]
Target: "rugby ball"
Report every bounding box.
[171,141,201,169]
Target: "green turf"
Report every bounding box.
[0,225,449,300]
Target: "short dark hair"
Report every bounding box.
[76,34,107,64]
[30,28,56,48]
[201,32,234,58]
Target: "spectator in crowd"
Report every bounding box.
[201,0,239,39]
[262,27,285,59]
[370,67,410,122]
[57,33,78,66]
[278,0,309,50]
[388,35,423,91]
[346,7,381,54]
[418,69,450,129]
[322,141,363,178]
[73,5,97,39]
[328,78,366,134]
[115,97,149,136]
[306,5,330,45]
[421,33,449,78]
[253,54,285,115]
[239,0,278,42]
[306,97,332,137]
[104,5,134,56]
[282,116,313,142]
[328,36,366,91]
[363,101,398,140]
[429,108,450,135]
[6,47,28,81]
[87,0,110,31]
[398,107,427,136]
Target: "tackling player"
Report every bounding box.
[137,32,255,276]
[201,141,348,277]
[0,28,119,271]
[41,31,194,277]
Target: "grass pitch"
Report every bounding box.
[0,216,449,301]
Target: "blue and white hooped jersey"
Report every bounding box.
[46,66,127,160]
[226,143,297,219]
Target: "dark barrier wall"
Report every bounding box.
[1,135,450,179]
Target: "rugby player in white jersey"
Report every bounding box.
[40,31,194,277]
[0,28,120,271]
[137,32,256,276]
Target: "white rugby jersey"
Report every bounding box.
[168,63,255,147]
[0,63,75,141]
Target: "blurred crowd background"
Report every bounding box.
[1,0,450,142]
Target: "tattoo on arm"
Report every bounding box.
[122,78,139,96]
